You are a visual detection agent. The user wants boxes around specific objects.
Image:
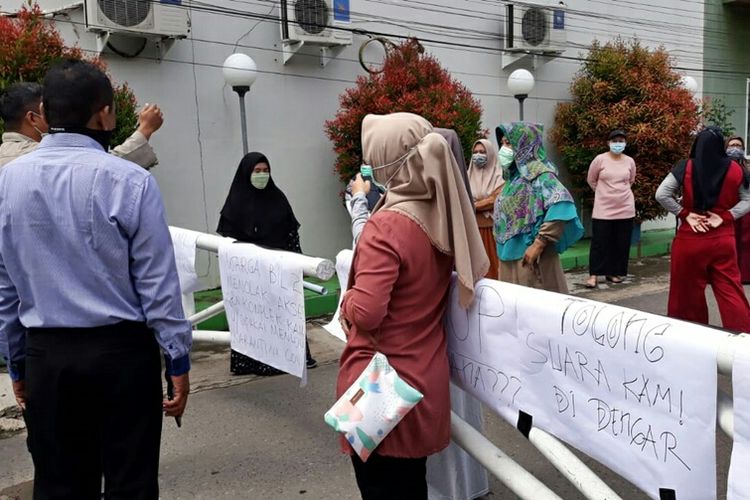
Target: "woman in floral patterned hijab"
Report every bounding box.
[492,122,583,292]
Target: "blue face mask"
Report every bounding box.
[727,147,745,161]
[609,142,626,155]
[471,153,488,168]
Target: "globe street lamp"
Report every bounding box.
[681,75,699,95]
[223,53,258,155]
[508,69,536,121]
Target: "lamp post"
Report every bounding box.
[508,69,536,121]
[681,76,702,135]
[681,75,699,95]
[222,53,258,155]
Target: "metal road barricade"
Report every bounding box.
[171,226,335,320]
[176,227,744,500]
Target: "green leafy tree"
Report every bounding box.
[551,39,700,221]
[698,97,735,137]
[111,83,139,147]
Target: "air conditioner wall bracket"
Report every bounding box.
[95,31,111,55]
[319,45,345,68]
[281,40,347,66]
[155,38,176,61]
[93,30,181,59]
[282,40,305,65]
[502,51,560,70]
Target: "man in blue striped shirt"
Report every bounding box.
[0,60,192,499]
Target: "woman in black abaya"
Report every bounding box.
[218,152,317,375]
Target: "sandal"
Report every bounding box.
[606,276,623,284]
[584,278,598,289]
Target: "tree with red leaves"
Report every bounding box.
[325,39,484,183]
[551,39,700,222]
[0,4,138,147]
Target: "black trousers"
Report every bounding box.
[350,453,428,500]
[25,322,163,500]
[589,218,634,277]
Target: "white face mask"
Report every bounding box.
[30,112,48,140]
[371,146,418,189]
[32,126,47,139]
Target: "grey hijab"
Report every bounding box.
[435,128,473,201]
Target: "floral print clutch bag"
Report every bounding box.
[324,352,424,462]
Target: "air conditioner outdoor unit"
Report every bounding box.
[84,0,190,39]
[506,1,567,54]
[280,0,352,53]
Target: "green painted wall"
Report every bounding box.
[703,0,750,142]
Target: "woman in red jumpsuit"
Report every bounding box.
[655,127,750,332]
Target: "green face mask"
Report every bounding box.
[498,146,515,168]
[251,172,270,190]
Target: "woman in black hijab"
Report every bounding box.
[655,127,750,332]
[218,152,317,375]
[218,152,301,251]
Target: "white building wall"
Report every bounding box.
[3,0,705,284]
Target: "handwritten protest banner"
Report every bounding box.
[218,243,306,379]
[169,227,203,294]
[445,277,720,500]
[325,256,721,498]
[323,250,354,342]
[444,278,523,425]
[728,338,750,500]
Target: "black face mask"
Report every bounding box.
[49,127,113,151]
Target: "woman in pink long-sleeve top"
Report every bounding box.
[337,113,489,500]
[585,129,637,289]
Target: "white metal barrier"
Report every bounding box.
[176,227,335,281]
[179,227,743,499]
[449,412,561,499]
[175,225,334,326]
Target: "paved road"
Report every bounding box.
[0,257,739,499]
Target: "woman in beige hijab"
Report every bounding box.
[468,138,503,279]
[336,113,488,499]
